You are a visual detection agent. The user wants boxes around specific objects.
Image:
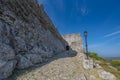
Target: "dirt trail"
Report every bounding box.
[7,50,101,80]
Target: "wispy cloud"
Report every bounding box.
[81,6,88,16]
[80,0,89,16]
[89,35,120,49]
[71,0,89,16]
[104,30,120,37]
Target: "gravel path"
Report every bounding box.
[7,50,101,80]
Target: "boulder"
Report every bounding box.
[0,60,7,68]
[16,55,33,69]
[0,44,15,60]
[98,69,116,80]
[24,54,42,64]
[0,60,17,79]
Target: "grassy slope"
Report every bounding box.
[99,63,120,80]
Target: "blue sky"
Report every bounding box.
[38,0,120,57]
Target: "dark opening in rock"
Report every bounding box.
[66,45,69,51]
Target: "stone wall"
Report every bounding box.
[0,0,67,79]
[63,33,93,69]
[62,33,83,52]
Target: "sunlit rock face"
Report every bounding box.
[62,33,83,52]
[0,0,67,79]
[63,34,96,69]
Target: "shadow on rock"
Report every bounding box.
[6,50,77,80]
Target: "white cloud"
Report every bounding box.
[104,30,120,37]
[89,36,120,49]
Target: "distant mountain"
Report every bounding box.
[106,57,120,60]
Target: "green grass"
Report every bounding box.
[110,60,120,67]
[88,52,106,62]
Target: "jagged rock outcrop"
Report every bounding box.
[0,0,67,79]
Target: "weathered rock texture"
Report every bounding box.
[4,33,117,80]
[63,34,85,62]
[98,69,116,80]
[62,33,83,52]
[0,0,67,79]
[0,0,117,79]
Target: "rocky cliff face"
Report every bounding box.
[7,33,116,80]
[0,0,67,79]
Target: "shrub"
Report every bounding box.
[88,52,106,61]
[110,60,120,67]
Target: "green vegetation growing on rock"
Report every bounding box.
[88,52,106,62]
[110,60,120,67]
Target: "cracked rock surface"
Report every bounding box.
[0,0,67,79]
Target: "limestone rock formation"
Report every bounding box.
[0,0,67,79]
[98,67,116,80]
